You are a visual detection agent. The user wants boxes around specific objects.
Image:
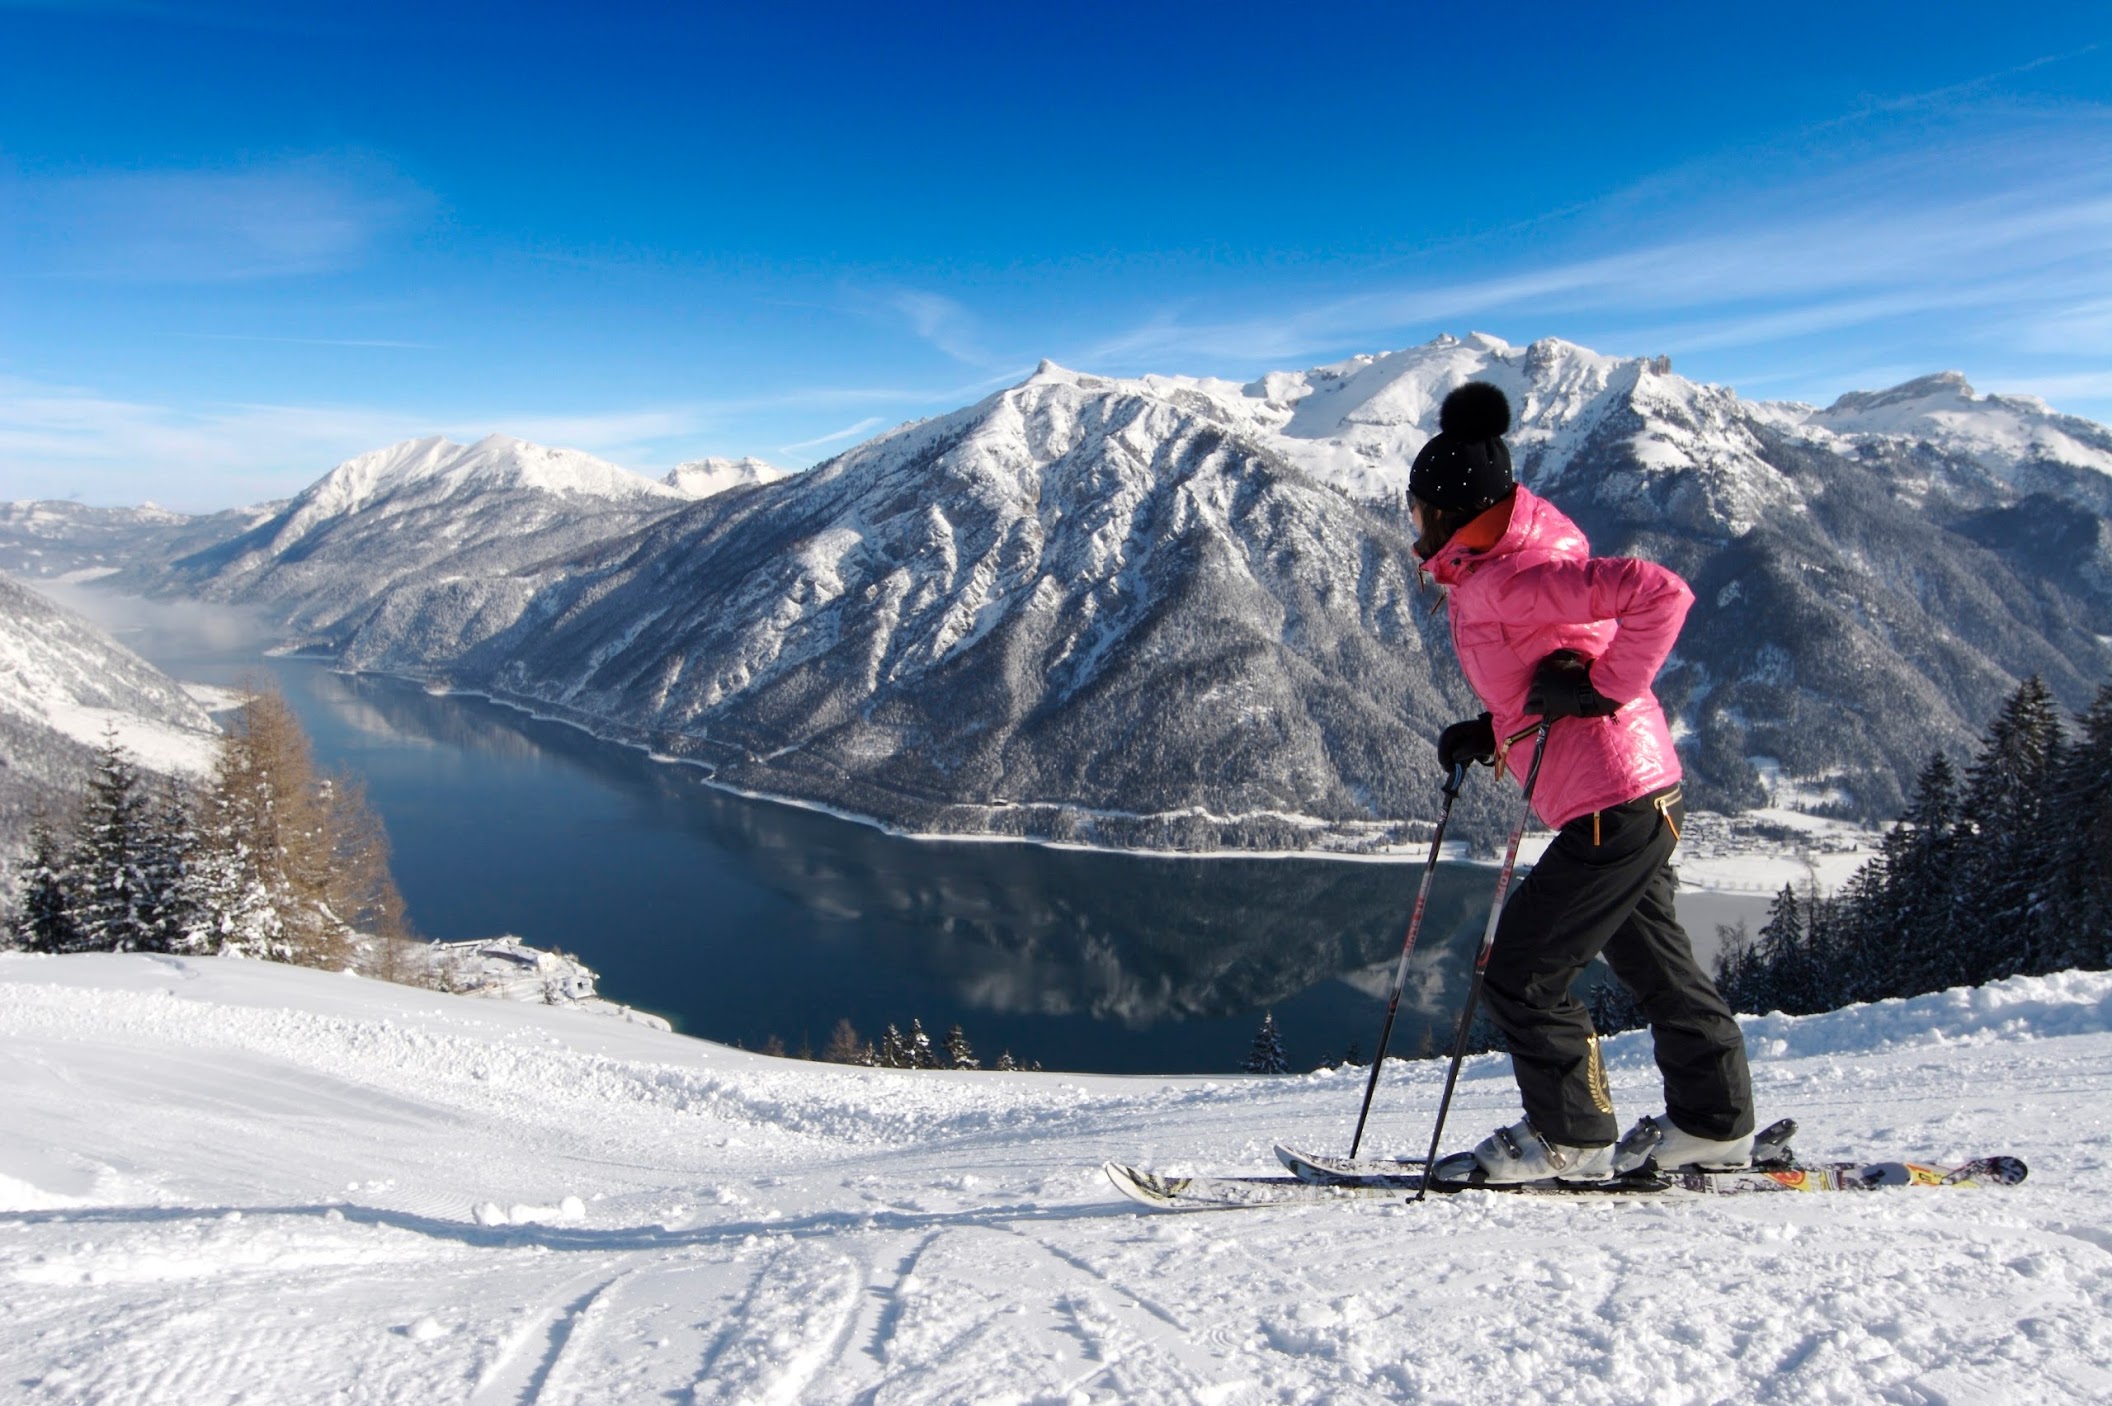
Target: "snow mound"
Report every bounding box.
[1737,968,2112,1057]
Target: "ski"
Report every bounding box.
[1105,1149,2026,1210]
[1103,1163,1420,1210]
[1279,1118,1802,1184]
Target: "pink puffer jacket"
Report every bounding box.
[1425,486,1691,829]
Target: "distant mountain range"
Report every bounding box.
[4,335,2107,851]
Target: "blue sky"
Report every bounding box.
[2,1,2108,509]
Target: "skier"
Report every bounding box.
[1410,381,1755,1182]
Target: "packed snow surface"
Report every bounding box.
[3,955,2108,1404]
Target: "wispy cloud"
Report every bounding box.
[778,416,887,454]
[1987,370,2112,404]
[1079,122,2112,378]
[0,365,1040,509]
[3,152,430,282]
[0,377,426,509]
[889,289,992,366]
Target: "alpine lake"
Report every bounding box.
[77,589,1698,1076]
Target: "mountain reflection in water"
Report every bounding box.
[271,663,1508,1074]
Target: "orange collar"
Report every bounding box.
[1451,494,1515,552]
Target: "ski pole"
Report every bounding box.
[1412,719,1553,1202]
[1347,760,1470,1158]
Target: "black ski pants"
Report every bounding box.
[1481,787,1754,1148]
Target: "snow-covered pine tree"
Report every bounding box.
[994,1051,1019,1071]
[907,1017,941,1069]
[823,1017,864,1064]
[943,1023,978,1069]
[15,811,81,954]
[1243,1011,1288,1074]
[139,787,203,955]
[879,1023,906,1068]
[1951,677,2063,988]
[70,732,159,953]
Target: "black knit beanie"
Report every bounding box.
[1409,382,1514,513]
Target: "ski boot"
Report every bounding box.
[1432,1118,1615,1184]
[1614,1114,1755,1175]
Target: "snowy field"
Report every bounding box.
[3,955,2109,1405]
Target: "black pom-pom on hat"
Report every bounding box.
[1410,379,1516,517]
[1438,381,1511,440]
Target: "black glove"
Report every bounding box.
[1525,650,1620,720]
[1436,713,1496,771]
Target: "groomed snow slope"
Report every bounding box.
[3,954,2107,1405]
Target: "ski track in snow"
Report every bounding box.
[1,954,2109,1404]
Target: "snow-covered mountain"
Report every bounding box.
[150,434,694,653]
[1791,371,2112,486]
[4,950,2107,1401]
[382,363,1481,851]
[27,338,2112,847]
[662,455,792,499]
[292,340,2109,843]
[0,499,279,580]
[0,573,219,860]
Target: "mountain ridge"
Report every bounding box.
[7,336,2109,851]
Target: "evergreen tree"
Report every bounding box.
[1882,751,1963,998]
[1799,887,1847,1013]
[1824,853,1887,1005]
[879,1023,906,1068]
[1753,884,1804,1013]
[71,733,159,952]
[943,1023,978,1070]
[1243,1011,1288,1074]
[15,811,81,954]
[1951,678,2064,987]
[139,788,203,955]
[907,1017,941,1069]
[995,1050,1019,1071]
[823,1017,864,1064]
[2043,685,2112,972]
